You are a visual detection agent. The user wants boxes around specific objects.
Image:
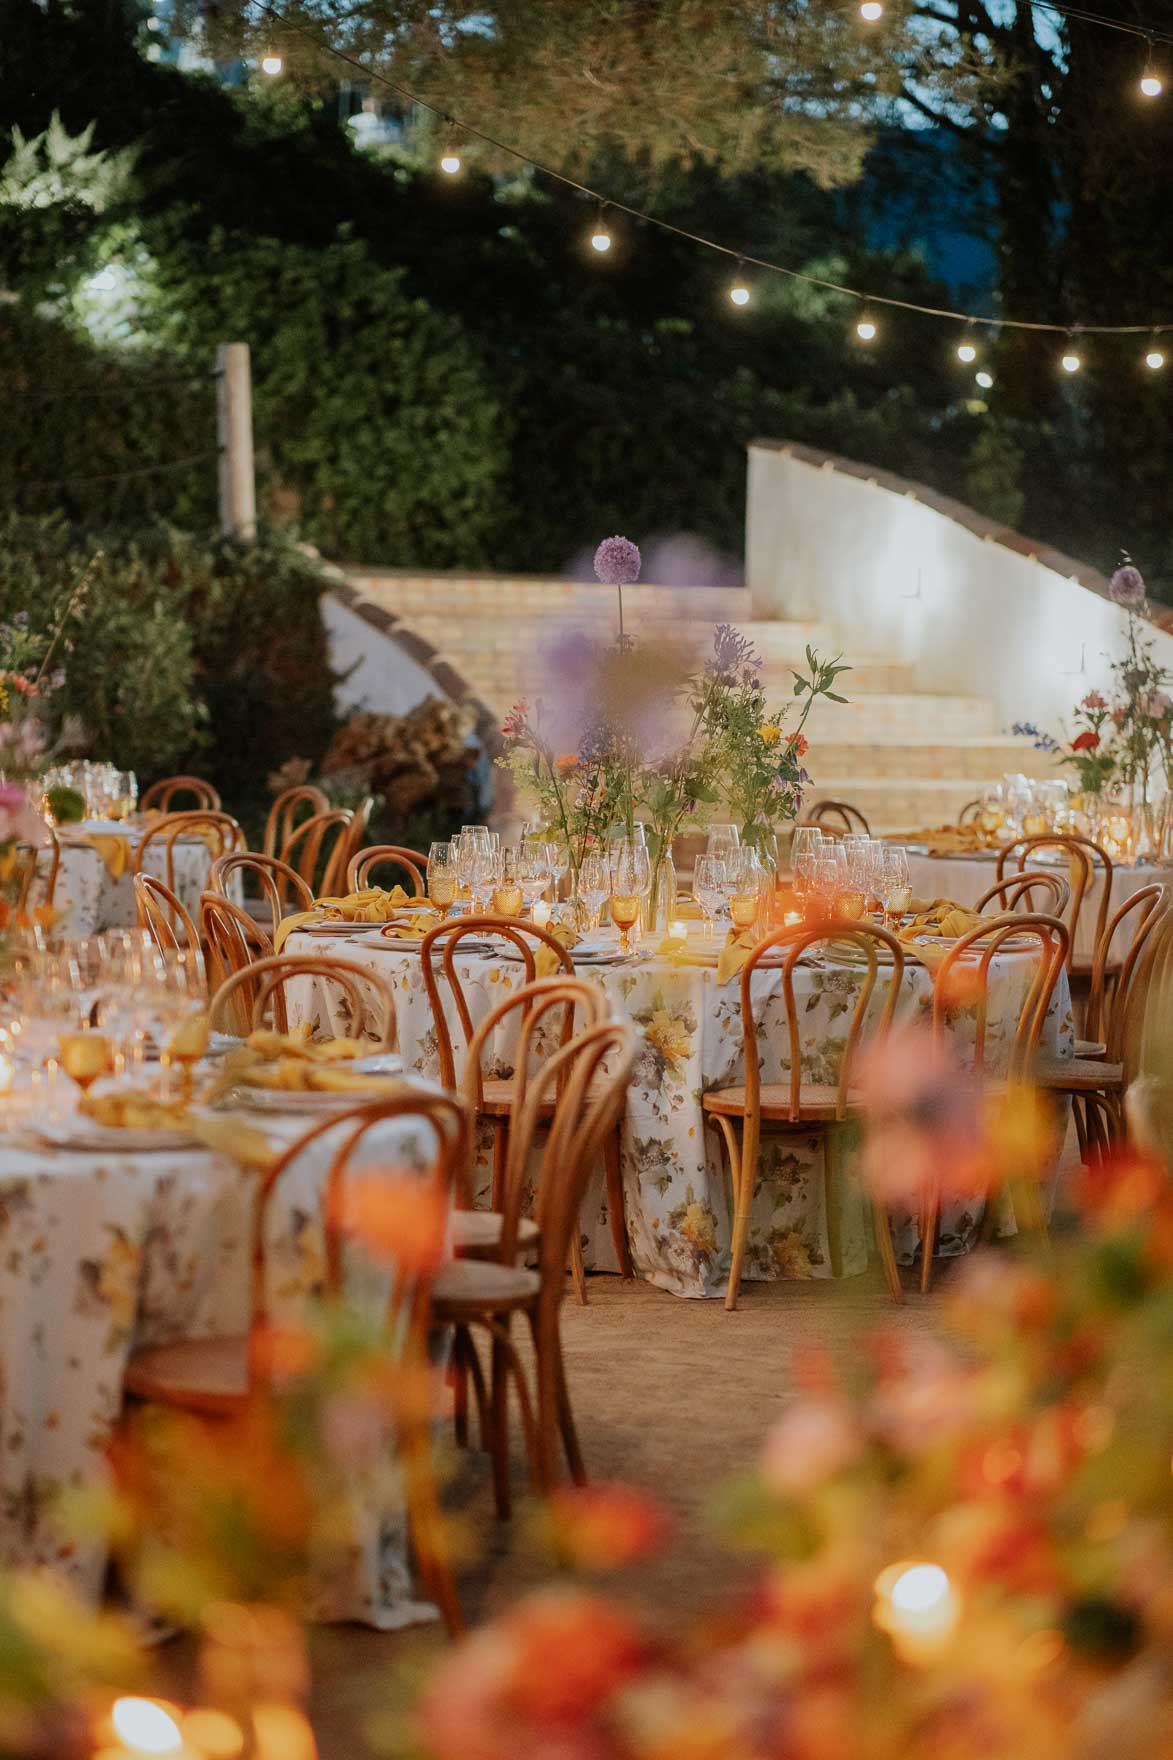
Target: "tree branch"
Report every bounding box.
[897,82,994,147]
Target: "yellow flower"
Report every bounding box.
[759,722,782,745]
[644,1008,692,1072]
[680,1202,716,1254]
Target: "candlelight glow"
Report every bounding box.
[873,1561,959,1659]
[110,1698,184,1755]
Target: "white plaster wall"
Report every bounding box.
[746,444,1173,730]
[322,594,437,716]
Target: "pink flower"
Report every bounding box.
[760,1397,863,1495]
[855,1025,986,1205]
[593,535,642,587]
[1109,564,1146,608]
[0,782,43,848]
[1141,689,1172,721]
[1080,690,1107,710]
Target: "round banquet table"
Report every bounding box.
[37,819,234,939]
[905,849,1173,961]
[0,1101,444,1628]
[284,930,1075,1300]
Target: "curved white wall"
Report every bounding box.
[746,442,1173,731]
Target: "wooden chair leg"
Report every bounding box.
[715,1117,751,1311]
[450,1328,469,1448]
[490,1121,509,1209]
[528,1308,586,1488]
[568,1229,588,1305]
[457,1323,492,1452]
[603,1127,633,1278]
[919,1183,940,1294]
[872,1201,903,1304]
[489,1317,513,1519]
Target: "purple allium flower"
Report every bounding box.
[593,535,642,587]
[1109,564,1146,608]
[707,623,763,681]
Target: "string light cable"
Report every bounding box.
[254,1,1173,345]
[5,449,223,493]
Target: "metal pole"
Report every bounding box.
[216,341,256,541]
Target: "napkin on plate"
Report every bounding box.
[716,929,759,985]
[378,910,443,941]
[275,887,428,950]
[75,832,132,879]
[535,921,579,977]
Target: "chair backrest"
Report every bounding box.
[199,890,277,1008]
[932,914,1070,1079]
[263,785,330,859]
[209,952,396,1048]
[976,871,1071,919]
[252,1089,471,1350]
[10,825,60,916]
[806,799,870,835]
[737,922,905,1122]
[420,916,577,1094]
[141,775,221,813]
[996,834,1111,971]
[134,871,202,960]
[341,795,376,873]
[279,809,354,897]
[134,811,245,893]
[1132,906,1173,1085]
[347,845,426,897]
[958,798,982,825]
[1091,883,1168,1060]
[208,851,313,938]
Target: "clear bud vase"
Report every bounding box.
[643,852,677,933]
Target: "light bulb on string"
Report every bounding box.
[860,2,884,20]
[260,51,283,75]
[1145,341,1166,370]
[1061,336,1082,374]
[439,149,462,175]
[956,338,977,364]
[975,369,994,390]
[729,262,751,307]
[855,312,877,343]
[1140,41,1163,97]
[590,208,613,254]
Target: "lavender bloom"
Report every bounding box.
[707,623,763,681]
[1109,564,1146,608]
[593,535,642,586]
[1011,721,1061,754]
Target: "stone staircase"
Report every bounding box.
[340,569,1051,831]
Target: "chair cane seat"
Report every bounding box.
[1074,1039,1107,1060]
[123,1335,250,1412]
[432,1258,540,1314]
[451,1210,540,1258]
[478,1078,557,1118]
[1035,1054,1123,1091]
[702,1081,862,1122]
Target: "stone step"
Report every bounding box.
[447,650,913,702]
[347,572,754,624]
[802,778,1004,833]
[808,736,1055,781]
[803,693,1000,740]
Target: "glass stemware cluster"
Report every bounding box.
[41,762,138,822]
[790,828,911,927]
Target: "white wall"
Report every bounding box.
[322,593,437,717]
[746,443,1173,730]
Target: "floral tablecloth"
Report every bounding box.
[906,850,1173,961]
[0,1106,441,1627]
[286,932,1074,1300]
[39,820,229,938]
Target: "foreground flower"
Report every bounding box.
[543,1483,672,1572]
[594,535,642,587]
[1109,563,1146,607]
[1071,729,1100,751]
[759,722,781,745]
[760,1396,863,1496]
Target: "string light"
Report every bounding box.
[729,263,751,306]
[255,2,1173,357]
[956,340,977,363]
[439,148,462,174]
[1145,344,1165,370]
[1140,41,1163,97]
[975,369,994,389]
[260,51,283,75]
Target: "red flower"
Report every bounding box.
[1071,730,1100,751]
[787,733,810,758]
[501,700,530,739]
[544,1482,672,1571]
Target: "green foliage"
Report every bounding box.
[0,516,339,805]
[0,112,135,297]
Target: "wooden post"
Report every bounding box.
[216,341,256,541]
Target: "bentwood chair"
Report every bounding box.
[433,1021,636,1512]
[703,922,906,1310]
[919,913,1069,1290]
[134,871,203,963]
[1034,884,1169,1159]
[341,795,376,875]
[806,800,871,835]
[121,1089,471,1634]
[420,917,634,1289]
[958,798,982,825]
[977,872,1071,919]
[263,785,329,860]
[347,845,427,897]
[279,809,354,897]
[996,834,1111,977]
[210,952,396,1048]
[134,811,245,895]
[140,775,222,813]
[208,852,313,936]
[200,891,274,996]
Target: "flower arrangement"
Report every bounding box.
[0,604,78,940]
[1013,689,1118,797]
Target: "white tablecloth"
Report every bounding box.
[285,932,1073,1300]
[40,821,228,938]
[906,851,1173,960]
[0,1105,441,1627]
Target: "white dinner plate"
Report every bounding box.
[33,1117,202,1153]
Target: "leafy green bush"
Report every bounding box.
[0,516,339,811]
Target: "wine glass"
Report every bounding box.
[692,855,727,943]
[146,950,206,1094]
[458,827,495,911]
[725,848,764,934]
[578,850,610,930]
[58,1032,112,1097]
[609,840,649,954]
[491,848,524,917]
[878,847,912,926]
[7,949,82,1067]
[97,931,156,1074]
[706,823,740,864]
[790,827,824,901]
[427,841,457,913]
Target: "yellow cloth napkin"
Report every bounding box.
[244,1027,366,1063]
[378,910,443,941]
[717,929,758,985]
[79,1089,191,1131]
[535,921,579,978]
[190,1111,278,1172]
[77,833,132,879]
[274,887,427,952]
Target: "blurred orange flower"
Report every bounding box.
[340,1170,449,1275]
[544,1482,672,1572]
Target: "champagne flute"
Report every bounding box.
[427,841,457,913]
[578,850,610,931]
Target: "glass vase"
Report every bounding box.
[643,852,677,933]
